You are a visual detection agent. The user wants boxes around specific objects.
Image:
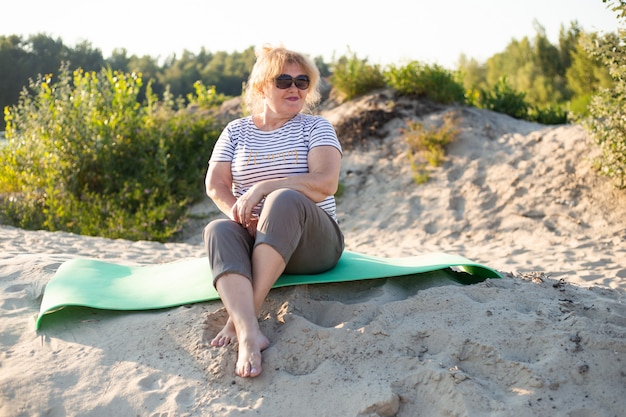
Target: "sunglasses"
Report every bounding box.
[275,74,310,90]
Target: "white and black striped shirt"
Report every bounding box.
[209,113,342,221]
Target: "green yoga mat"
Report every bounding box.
[36,250,501,329]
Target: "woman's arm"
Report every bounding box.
[261,145,342,202]
[233,146,341,226]
[205,161,237,219]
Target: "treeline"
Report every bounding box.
[0,20,615,131]
[0,34,266,130]
[458,21,612,116]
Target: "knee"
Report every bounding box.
[260,189,311,227]
[264,188,307,208]
[203,218,227,238]
[203,219,238,246]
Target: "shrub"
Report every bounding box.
[0,65,223,241]
[527,104,569,125]
[385,62,466,104]
[402,111,460,184]
[581,16,626,188]
[466,76,568,124]
[476,76,529,120]
[330,51,386,101]
[187,80,228,108]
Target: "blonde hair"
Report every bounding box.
[243,45,321,115]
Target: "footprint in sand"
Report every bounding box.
[138,374,164,391]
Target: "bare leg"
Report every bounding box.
[214,244,286,377]
[210,244,286,347]
[250,243,287,312]
[215,274,268,377]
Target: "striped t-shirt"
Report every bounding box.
[209,113,342,221]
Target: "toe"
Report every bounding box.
[237,354,262,378]
[249,365,261,378]
[236,362,250,377]
[210,335,230,347]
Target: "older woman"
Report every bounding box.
[203,45,344,378]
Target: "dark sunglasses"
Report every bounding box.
[275,74,310,90]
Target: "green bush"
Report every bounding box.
[385,62,466,104]
[330,52,386,101]
[0,65,223,241]
[527,104,569,125]
[466,76,568,124]
[568,93,594,117]
[581,18,626,188]
[476,76,529,120]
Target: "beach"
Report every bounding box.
[1,92,625,416]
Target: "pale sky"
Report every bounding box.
[1,0,621,69]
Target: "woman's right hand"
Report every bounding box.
[230,203,258,237]
[245,216,258,238]
[231,184,266,227]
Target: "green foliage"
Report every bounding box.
[330,55,465,105]
[456,20,611,121]
[0,35,256,130]
[0,34,106,130]
[604,0,626,19]
[581,2,626,188]
[0,65,222,241]
[457,54,489,92]
[186,81,228,108]
[527,104,569,125]
[160,47,257,99]
[469,76,568,124]
[330,51,386,101]
[565,33,614,116]
[480,22,574,106]
[402,111,460,184]
[385,62,466,104]
[475,77,529,119]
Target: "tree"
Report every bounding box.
[65,40,105,71]
[26,33,66,75]
[127,54,164,99]
[565,33,613,114]
[558,21,582,71]
[159,49,202,99]
[0,36,31,129]
[476,21,583,108]
[457,53,488,92]
[107,48,131,71]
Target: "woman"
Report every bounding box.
[203,45,344,378]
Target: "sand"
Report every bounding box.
[1,91,625,416]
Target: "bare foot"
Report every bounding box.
[210,317,236,347]
[236,331,270,378]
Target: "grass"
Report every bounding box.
[402,111,460,184]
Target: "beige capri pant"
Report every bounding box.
[203,188,344,287]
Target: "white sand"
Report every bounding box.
[1,92,625,417]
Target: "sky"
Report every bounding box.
[1,0,622,69]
